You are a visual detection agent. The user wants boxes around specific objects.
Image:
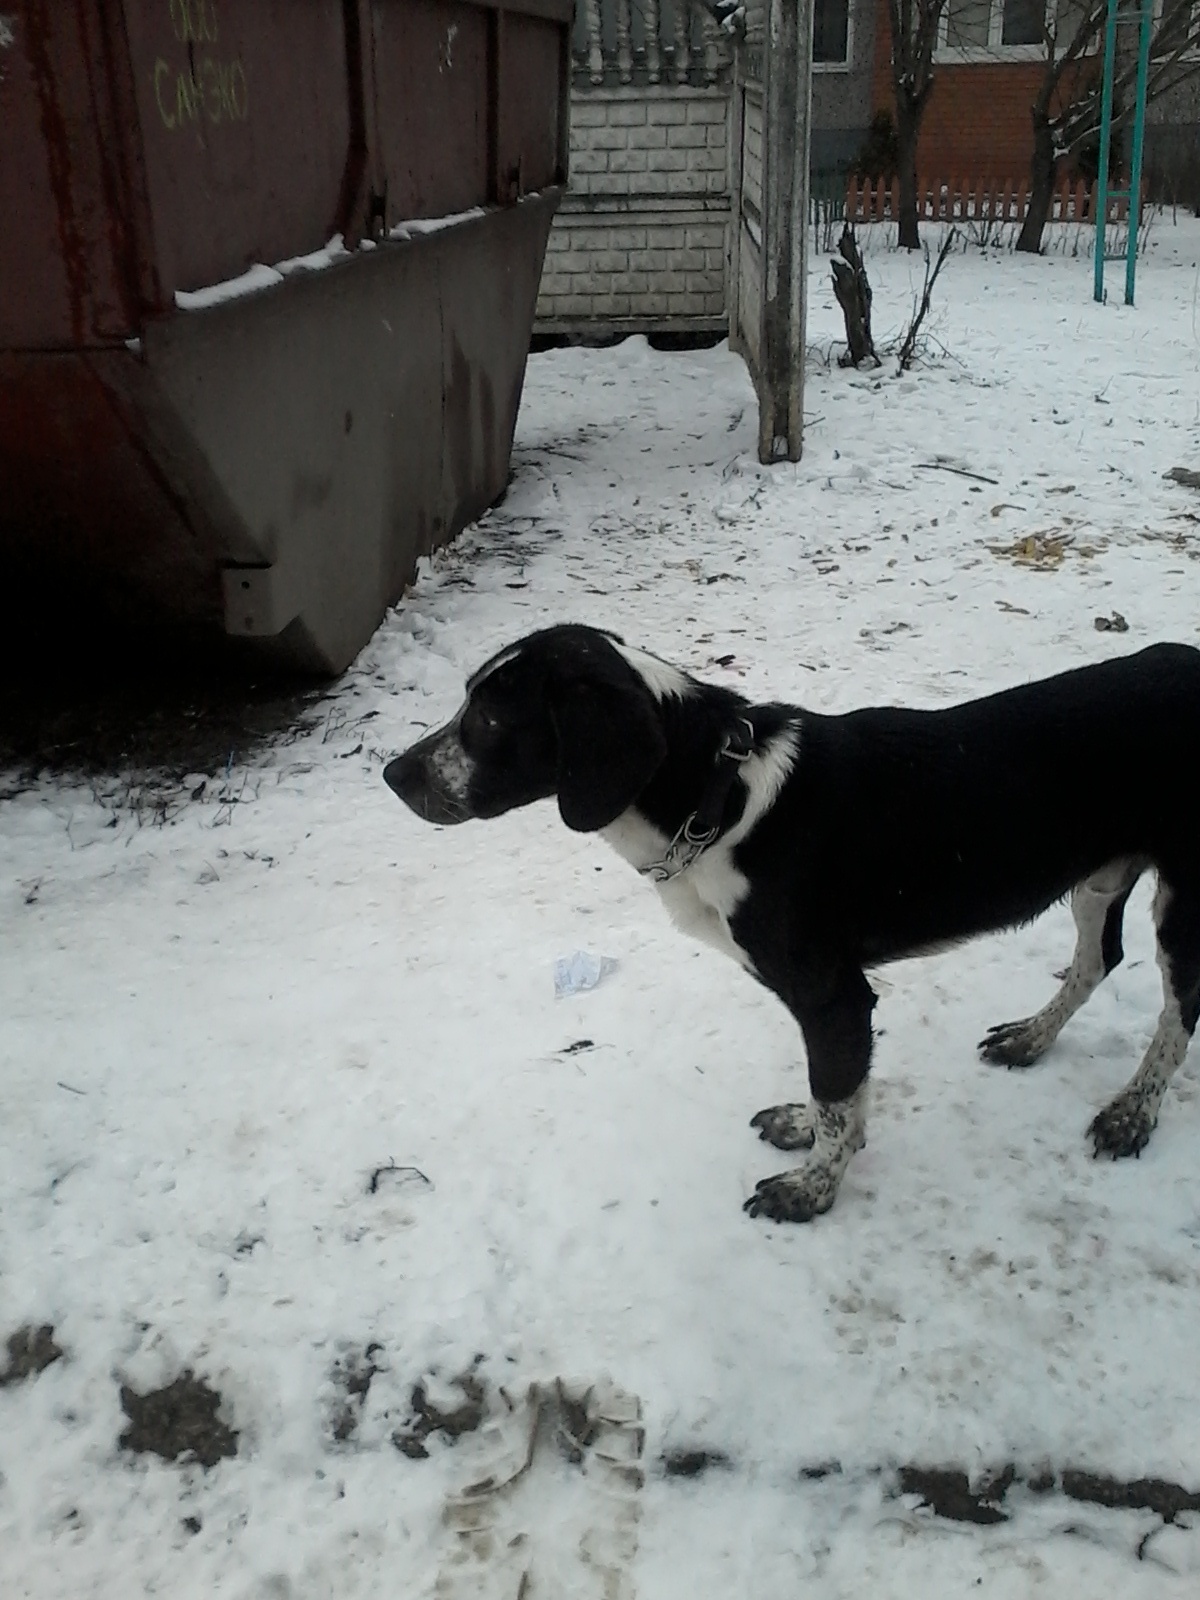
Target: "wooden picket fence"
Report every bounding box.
[841,173,1144,226]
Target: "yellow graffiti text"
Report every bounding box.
[154,53,248,131]
[168,0,219,44]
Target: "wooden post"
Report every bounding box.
[757,0,813,463]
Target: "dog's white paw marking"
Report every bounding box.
[744,1164,842,1222]
[979,1014,1059,1069]
[435,1378,644,1600]
[749,1102,817,1152]
[1088,1090,1158,1160]
[745,1088,867,1223]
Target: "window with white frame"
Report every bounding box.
[936,0,1094,57]
[813,0,852,65]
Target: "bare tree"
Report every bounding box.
[887,0,953,248]
[1016,0,1200,253]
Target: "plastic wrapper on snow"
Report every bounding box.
[553,952,619,999]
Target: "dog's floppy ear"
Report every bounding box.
[549,676,667,832]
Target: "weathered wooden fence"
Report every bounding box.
[839,174,1147,226]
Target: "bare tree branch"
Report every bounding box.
[1016,0,1200,251]
[897,226,956,371]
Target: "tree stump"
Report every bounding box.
[830,224,877,368]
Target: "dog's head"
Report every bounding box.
[383,625,671,832]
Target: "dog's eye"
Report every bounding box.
[463,704,500,748]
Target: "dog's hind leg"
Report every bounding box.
[979,859,1143,1069]
[1089,874,1200,1158]
[746,964,874,1223]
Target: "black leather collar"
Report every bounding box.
[640,718,755,883]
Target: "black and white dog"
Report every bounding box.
[384,626,1200,1223]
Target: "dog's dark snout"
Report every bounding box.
[383,739,467,824]
[383,751,424,810]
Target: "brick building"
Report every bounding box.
[867,0,1199,202]
[870,0,1069,180]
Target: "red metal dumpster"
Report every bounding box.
[0,0,569,673]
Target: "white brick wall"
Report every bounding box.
[536,85,732,334]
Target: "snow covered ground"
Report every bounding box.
[4,218,1200,1598]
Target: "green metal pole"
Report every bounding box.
[1094,0,1119,303]
[1124,0,1154,305]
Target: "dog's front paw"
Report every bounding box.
[743,1166,838,1223]
[750,1103,816,1152]
[1088,1093,1156,1160]
[978,1018,1049,1069]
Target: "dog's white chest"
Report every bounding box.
[658,853,754,969]
[601,812,753,971]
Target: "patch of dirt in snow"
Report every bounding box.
[0,1325,63,1387]
[394,1368,489,1459]
[118,1371,238,1469]
[661,1446,733,1479]
[327,1343,386,1444]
